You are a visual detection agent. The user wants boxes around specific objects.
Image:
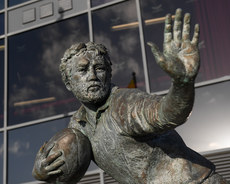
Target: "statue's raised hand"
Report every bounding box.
[148,8,200,83]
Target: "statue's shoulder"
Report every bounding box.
[68,106,86,129]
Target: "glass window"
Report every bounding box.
[8,14,89,125]
[8,117,70,184]
[8,0,31,7]
[92,0,146,91]
[140,0,230,92]
[91,0,116,7]
[0,133,3,184]
[0,0,3,10]
[0,13,4,36]
[176,81,230,153]
[0,39,4,128]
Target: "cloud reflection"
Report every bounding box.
[9,140,30,156]
[9,15,89,123]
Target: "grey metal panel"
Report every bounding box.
[40,3,54,19]
[203,149,230,181]
[8,0,87,33]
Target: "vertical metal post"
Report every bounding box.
[135,0,150,93]
[3,0,8,183]
[87,0,94,42]
[100,169,104,184]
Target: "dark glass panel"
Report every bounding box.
[0,133,3,184]
[8,14,89,125]
[0,39,4,127]
[8,0,31,7]
[92,0,146,91]
[140,0,230,92]
[0,0,3,9]
[91,0,115,7]
[177,81,230,152]
[0,13,4,35]
[8,117,70,184]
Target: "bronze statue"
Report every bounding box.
[32,9,229,184]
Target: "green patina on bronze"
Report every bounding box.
[32,9,229,184]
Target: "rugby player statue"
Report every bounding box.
[32,9,229,184]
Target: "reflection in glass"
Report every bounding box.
[0,39,4,128]
[140,0,230,92]
[176,81,230,152]
[91,0,115,7]
[0,0,3,10]
[8,117,70,184]
[0,13,4,35]
[92,0,146,91]
[8,14,89,125]
[8,0,30,7]
[0,133,3,184]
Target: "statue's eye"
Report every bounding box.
[95,65,105,72]
[77,67,87,73]
[96,67,105,71]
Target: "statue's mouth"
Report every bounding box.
[87,84,101,92]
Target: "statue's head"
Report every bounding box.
[59,42,112,105]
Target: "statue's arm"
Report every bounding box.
[147,8,200,127]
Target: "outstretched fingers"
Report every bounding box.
[191,24,200,46]
[182,13,191,42]
[164,14,172,44]
[173,8,182,46]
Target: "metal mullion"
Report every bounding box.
[100,169,104,184]
[153,75,230,96]
[90,0,126,11]
[87,0,93,42]
[135,0,150,93]
[5,111,74,131]
[6,0,39,11]
[6,9,88,37]
[3,0,8,183]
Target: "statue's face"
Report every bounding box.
[67,51,111,104]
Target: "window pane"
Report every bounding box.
[8,14,89,125]
[8,117,70,184]
[91,0,116,7]
[176,81,230,153]
[0,133,3,184]
[0,39,4,128]
[0,0,3,10]
[140,0,230,92]
[0,13,4,35]
[8,0,31,7]
[92,0,146,91]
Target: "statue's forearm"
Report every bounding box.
[158,81,195,127]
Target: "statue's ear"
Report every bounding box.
[65,82,72,91]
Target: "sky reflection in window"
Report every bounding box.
[8,14,89,125]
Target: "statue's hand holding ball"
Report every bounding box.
[32,128,92,184]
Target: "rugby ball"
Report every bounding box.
[45,128,92,183]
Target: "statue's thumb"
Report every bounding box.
[147,42,164,64]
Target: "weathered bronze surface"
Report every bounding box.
[32,9,229,184]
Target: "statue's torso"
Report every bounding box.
[69,88,214,184]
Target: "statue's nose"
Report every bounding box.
[87,68,97,81]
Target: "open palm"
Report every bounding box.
[148,9,200,83]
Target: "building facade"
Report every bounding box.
[0,0,230,183]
